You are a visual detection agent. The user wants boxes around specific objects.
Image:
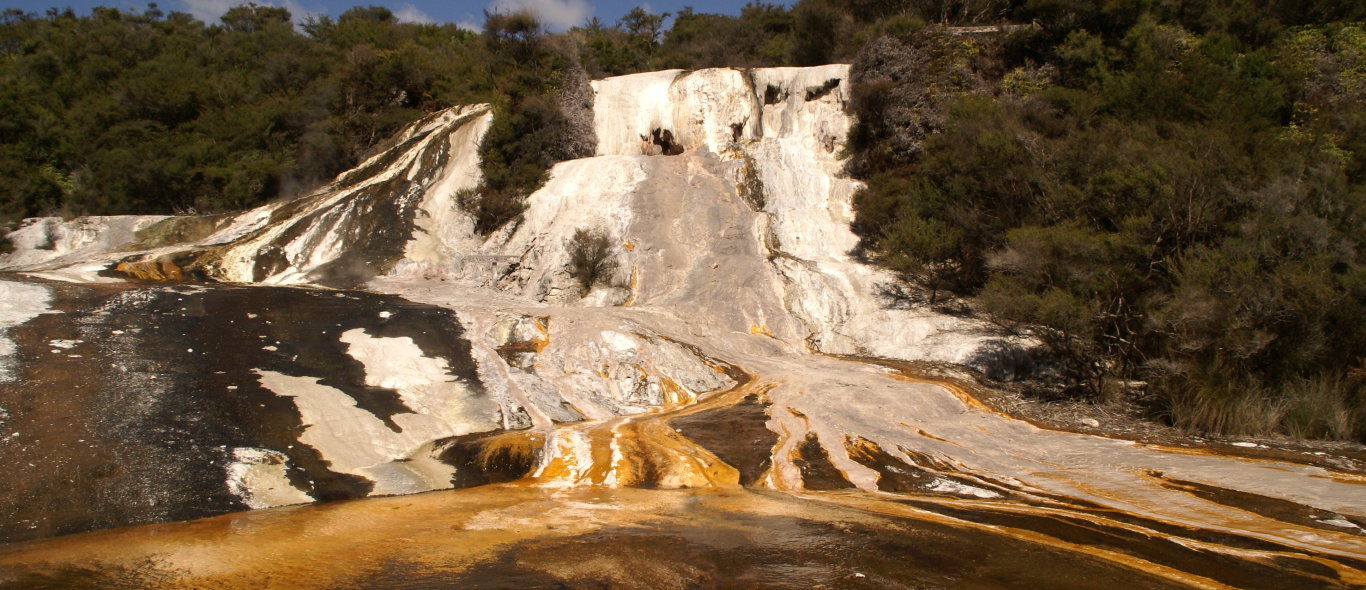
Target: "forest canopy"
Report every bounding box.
[1,0,1363,440]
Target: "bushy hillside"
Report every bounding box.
[0,5,479,221]
[843,2,1366,440]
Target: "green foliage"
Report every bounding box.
[848,6,1366,439]
[0,4,609,236]
[566,227,618,294]
[462,11,589,234]
[572,8,677,77]
[0,4,485,223]
[652,4,796,69]
[846,29,1001,177]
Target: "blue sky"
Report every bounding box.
[5,0,795,31]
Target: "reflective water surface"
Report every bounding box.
[1,485,1209,589]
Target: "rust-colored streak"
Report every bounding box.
[494,316,551,364]
[621,268,639,307]
[532,371,765,490]
[0,486,1212,590]
[114,256,185,282]
[817,491,1366,589]
[898,422,953,444]
[1154,474,1366,538]
[790,433,855,490]
[670,383,778,487]
[844,437,1014,500]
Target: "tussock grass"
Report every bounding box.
[1162,375,1364,442]
[1281,376,1362,441]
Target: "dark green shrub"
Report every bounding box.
[462,13,593,234]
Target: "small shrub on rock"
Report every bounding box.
[566,227,618,294]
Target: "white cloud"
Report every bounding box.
[486,0,592,31]
[280,0,317,24]
[393,3,434,24]
[179,0,238,23]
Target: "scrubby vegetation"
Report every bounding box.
[458,12,604,234]
[2,0,1363,441]
[566,227,618,294]
[0,4,591,233]
[845,3,1366,441]
[0,4,489,220]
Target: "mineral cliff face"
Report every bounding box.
[1,66,1364,587]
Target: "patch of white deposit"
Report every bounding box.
[667,68,761,151]
[592,70,685,156]
[585,65,1024,370]
[338,328,500,430]
[1317,518,1362,531]
[592,68,760,157]
[744,66,1023,368]
[531,320,734,415]
[211,105,494,284]
[400,109,493,268]
[225,447,313,509]
[251,328,500,496]
[926,478,1002,499]
[198,207,274,245]
[256,369,452,496]
[485,156,647,303]
[0,216,166,276]
[0,280,53,382]
[599,330,638,353]
[0,217,173,284]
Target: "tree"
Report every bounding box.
[220,3,291,33]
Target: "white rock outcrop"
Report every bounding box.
[497,64,1019,369]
